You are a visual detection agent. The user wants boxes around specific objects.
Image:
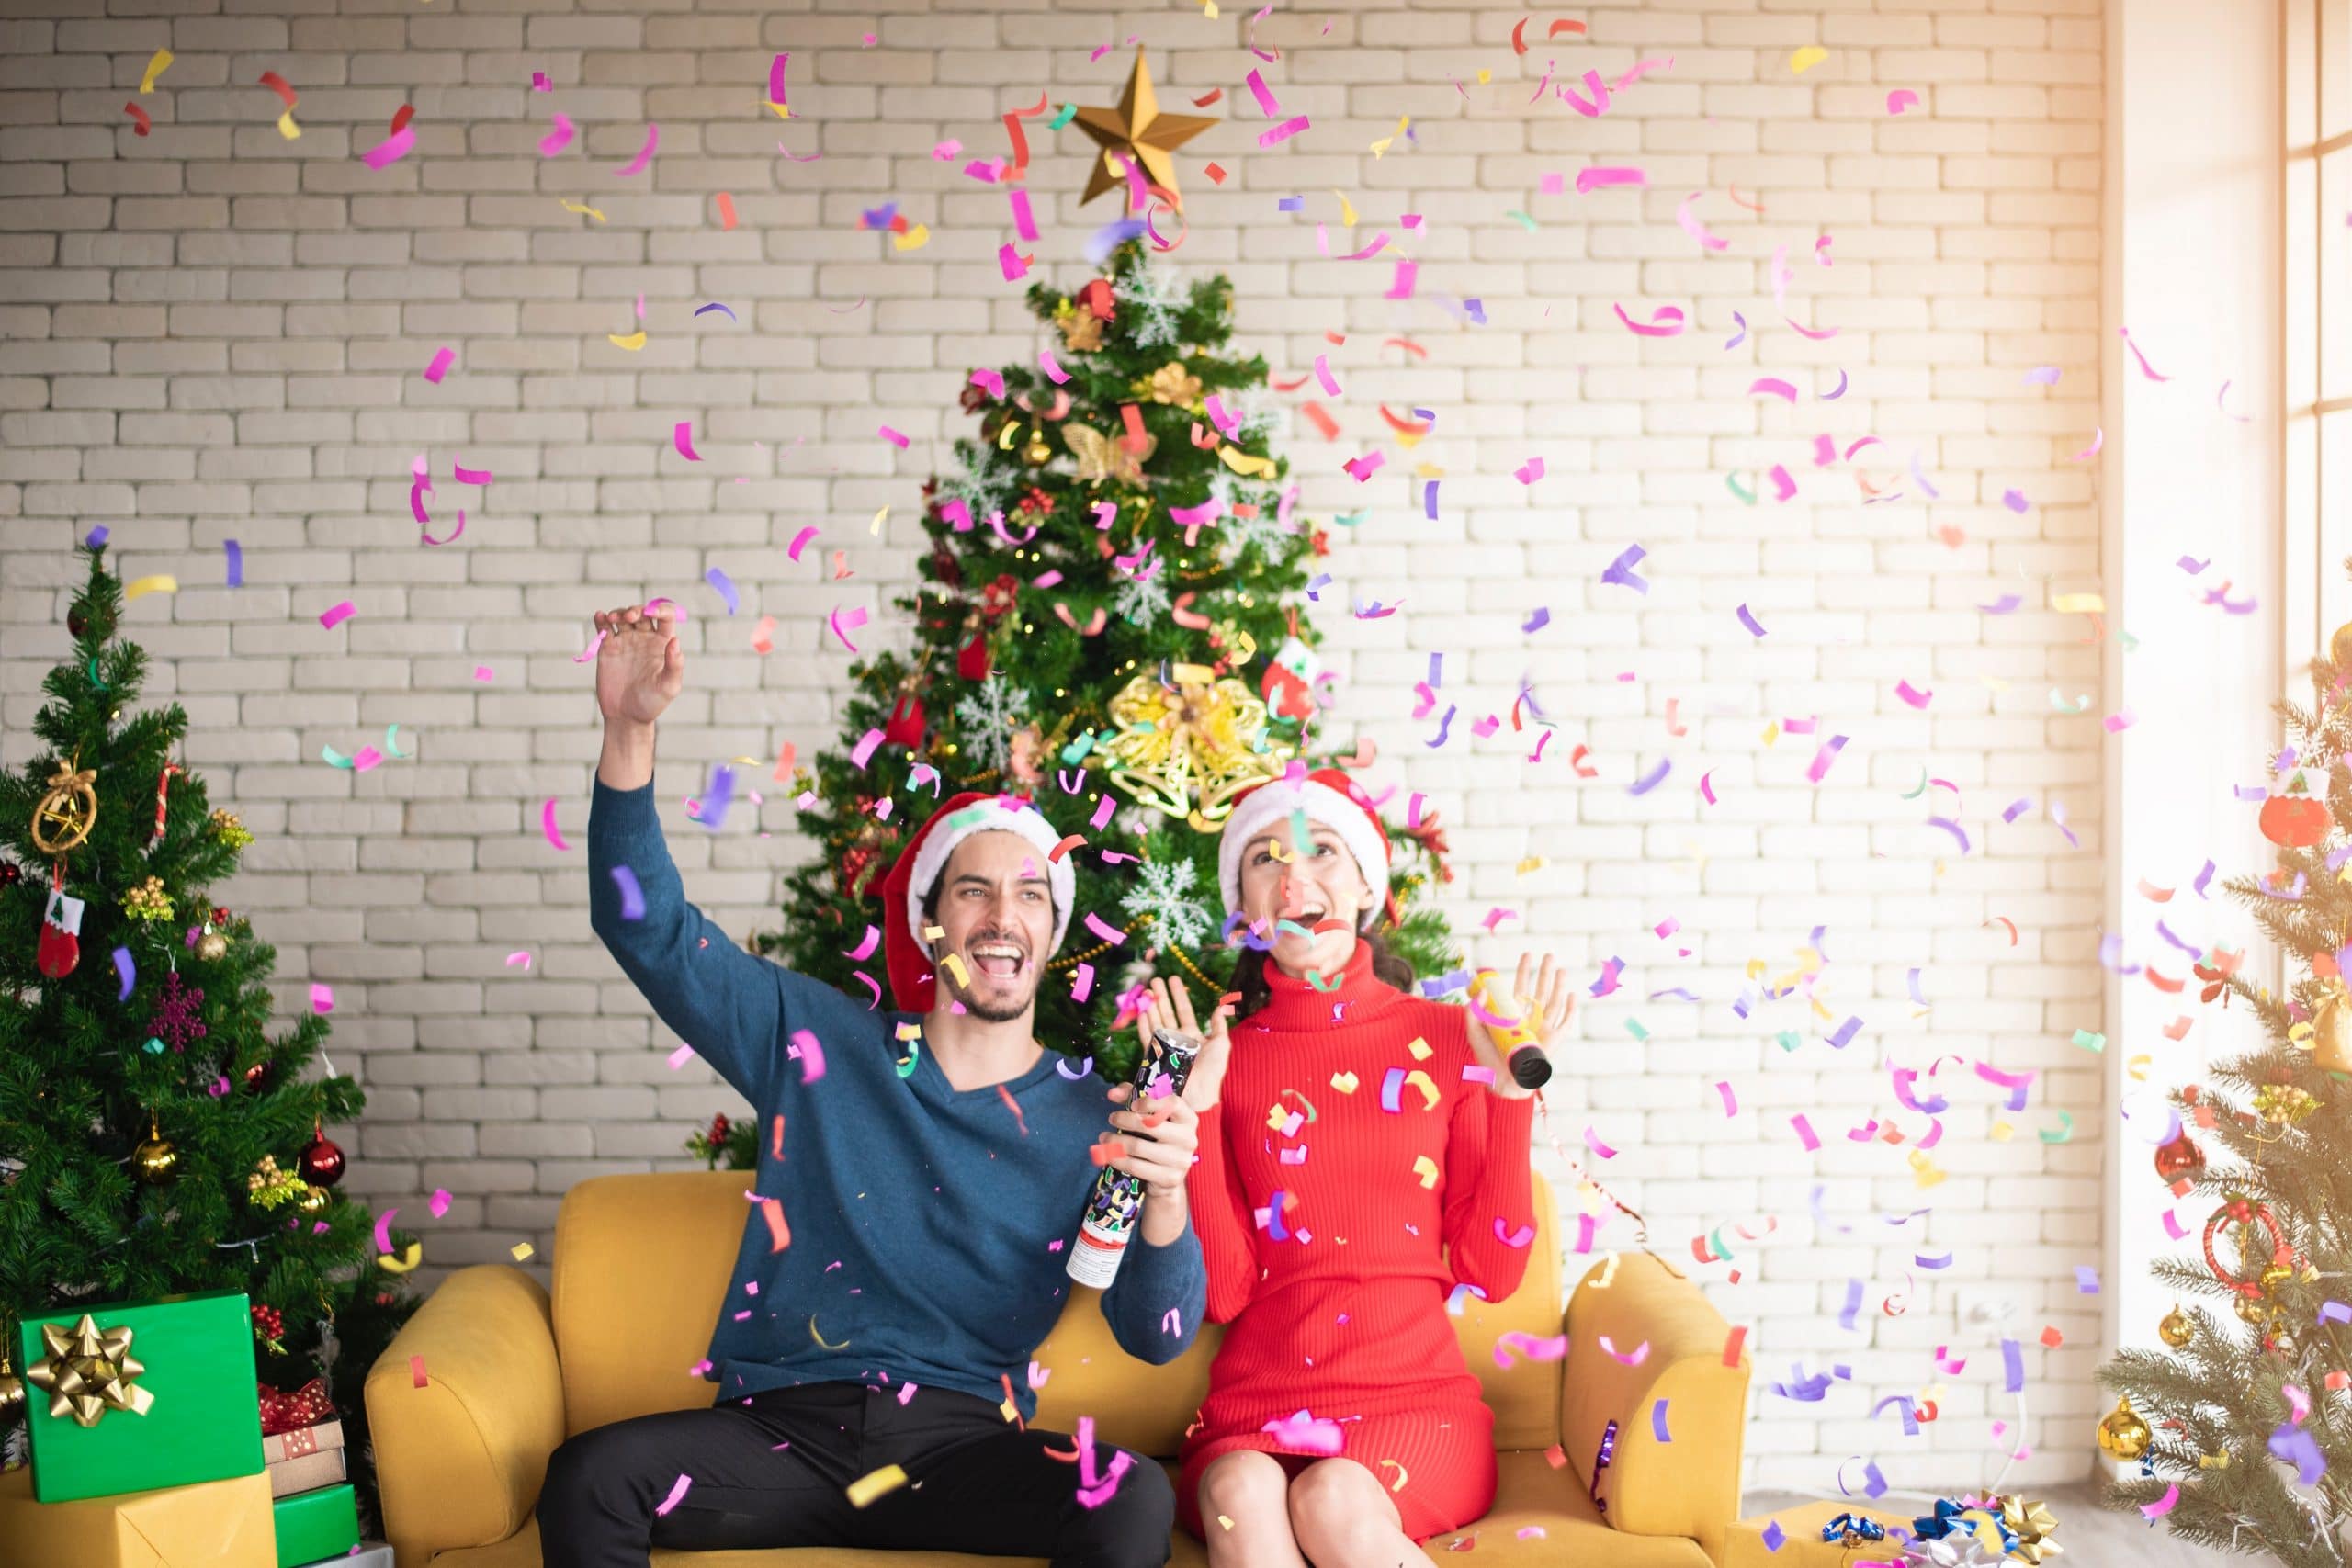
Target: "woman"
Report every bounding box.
[1138,768,1575,1565]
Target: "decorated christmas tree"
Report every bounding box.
[735,238,1457,1141]
[2096,611,2352,1563]
[0,543,412,1498]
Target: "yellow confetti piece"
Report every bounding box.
[846,1464,909,1508]
[1791,46,1827,73]
[1379,1459,1408,1493]
[1216,1515,1235,1531]
[940,952,968,987]
[276,109,301,141]
[895,1021,923,1041]
[607,331,647,351]
[2127,1054,2152,1081]
[1990,1122,2015,1142]
[1218,445,1278,479]
[893,223,930,252]
[1333,189,1358,227]
[765,101,792,119]
[510,1242,535,1261]
[1476,67,1492,85]
[1402,1068,1440,1110]
[871,505,888,536]
[1330,1071,1359,1094]
[562,200,607,223]
[1370,115,1408,159]
[809,1315,850,1350]
[1908,1149,1946,1189]
[1000,1397,1019,1422]
[1761,721,1781,745]
[377,1241,423,1274]
[140,49,173,94]
[1265,1103,1291,1132]
[1412,1155,1441,1190]
[922,924,944,942]
[2052,592,2105,614]
[1515,856,1545,876]
[122,575,177,602]
[1408,1036,1432,1062]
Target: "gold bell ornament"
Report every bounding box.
[2312,987,2352,1075]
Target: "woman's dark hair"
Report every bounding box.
[1230,925,1416,1021]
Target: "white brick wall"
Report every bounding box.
[0,0,2103,1495]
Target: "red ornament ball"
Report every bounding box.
[2155,1129,2206,1184]
[242,1060,270,1091]
[0,863,19,888]
[251,1303,284,1343]
[297,1129,345,1188]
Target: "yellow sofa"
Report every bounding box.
[368,1170,1752,1567]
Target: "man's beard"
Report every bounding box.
[957,987,1033,1024]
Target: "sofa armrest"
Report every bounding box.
[365,1265,564,1568]
[1558,1251,1749,1565]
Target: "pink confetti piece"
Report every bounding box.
[751,615,775,653]
[537,113,574,158]
[878,424,910,449]
[1887,88,1920,115]
[1583,1124,1618,1158]
[1493,1331,1568,1368]
[1792,1113,1821,1150]
[410,1355,428,1388]
[615,122,659,177]
[1614,303,1685,337]
[827,604,867,652]
[429,1188,452,1218]
[1748,377,1799,403]
[1084,911,1126,945]
[1495,1218,1535,1247]
[2140,1483,2179,1519]
[1384,260,1418,299]
[1039,349,1070,385]
[654,1473,692,1517]
[421,347,455,384]
[1716,1081,1738,1116]
[541,797,571,852]
[1259,115,1311,149]
[1599,1335,1649,1365]
[311,982,334,1015]
[788,1027,827,1084]
[361,125,415,170]
[667,1043,696,1070]
[1575,165,1646,194]
[504,950,533,967]
[1070,962,1094,1001]
[673,422,703,461]
[786,525,819,561]
[1515,457,1545,485]
[1312,354,1341,396]
[2120,325,2169,381]
[1675,191,1730,251]
[374,1208,397,1255]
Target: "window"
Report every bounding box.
[2290,0,2352,649]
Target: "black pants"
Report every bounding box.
[537,1381,1173,1568]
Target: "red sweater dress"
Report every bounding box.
[1177,942,1538,1542]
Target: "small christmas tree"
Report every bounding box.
[0,543,412,1503]
[2097,601,2352,1564]
[747,240,1457,1110]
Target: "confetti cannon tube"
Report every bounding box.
[1066,1028,1199,1290]
[1470,968,1553,1089]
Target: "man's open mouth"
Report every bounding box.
[970,942,1026,980]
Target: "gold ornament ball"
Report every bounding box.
[2235,1292,2274,1325]
[2332,619,2352,670]
[2158,1304,2194,1348]
[2260,1262,2292,1295]
[0,1371,20,1413]
[2098,1394,2152,1461]
[297,1183,331,1213]
[1022,427,1052,466]
[131,1133,179,1185]
[197,931,228,962]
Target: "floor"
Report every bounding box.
[1740,1483,2242,1565]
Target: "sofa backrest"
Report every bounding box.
[550,1167,1565,1454]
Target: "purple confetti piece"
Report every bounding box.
[695,765,737,831]
[2001,1337,2025,1393]
[1651,1398,1672,1442]
[113,946,134,1001]
[2025,366,2061,385]
[1522,607,1550,633]
[2002,488,2030,513]
[1979,593,2023,614]
[1629,756,1671,795]
[1838,1278,1863,1330]
[1761,1520,1785,1552]
[1380,1066,1406,1112]
[610,865,646,921]
[1825,1016,1862,1050]
[2076,1264,2101,1293]
[1724,311,1747,350]
[1862,1461,1887,1499]
[224,539,243,586]
[705,567,740,615]
[2269,1424,2327,1485]
[1424,479,1440,520]
[1736,604,1767,637]
[1600,544,1650,593]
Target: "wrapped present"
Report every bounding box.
[1724,1499,1915,1568]
[18,1290,264,1504]
[272,1481,359,1568]
[294,1548,390,1568]
[256,1378,332,1438]
[263,1415,347,1496]
[0,1461,274,1568]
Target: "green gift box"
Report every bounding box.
[17,1289,264,1504]
[272,1482,358,1568]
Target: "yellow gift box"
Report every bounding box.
[0,1462,275,1568]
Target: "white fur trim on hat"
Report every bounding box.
[904,799,1076,962]
[1217,779,1388,929]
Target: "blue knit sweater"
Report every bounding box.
[588,779,1204,1418]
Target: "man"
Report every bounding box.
[538,605,1206,1568]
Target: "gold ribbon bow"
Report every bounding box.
[27,1314,155,1427]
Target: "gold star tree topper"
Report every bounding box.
[1071,47,1216,209]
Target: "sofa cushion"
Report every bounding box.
[548,1171,1564,1455]
[425,1452,1706,1568]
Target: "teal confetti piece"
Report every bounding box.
[1625,1017,1649,1042]
[1775,1031,1802,1053]
[1505,209,1538,231]
[2039,1111,2075,1144]
[1048,102,1077,130]
[1726,473,1757,505]
[2071,1028,2106,1053]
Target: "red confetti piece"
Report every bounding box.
[1722,1325,1747,1366]
[390,104,414,136]
[259,70,298,108]
[410,1355,428,1388]
[1204,162,1227,185]
[123,102,152,136]
[716,192,738,230]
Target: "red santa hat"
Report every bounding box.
[1216,767,1400,930]
[878,791,1076,1013]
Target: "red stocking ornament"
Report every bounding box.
[38,884,85,978]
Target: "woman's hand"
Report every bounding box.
[1466,952,1575,1100]
[594,605,684,728]
[1136,975,1233,1111]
